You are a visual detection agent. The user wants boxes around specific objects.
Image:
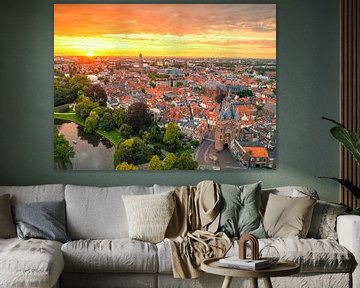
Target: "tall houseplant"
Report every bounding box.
[320,117,360,213]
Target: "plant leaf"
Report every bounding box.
[330,126,360,165]
[322,117,360,165]
[321,116,344,127]
[318,177,360,199]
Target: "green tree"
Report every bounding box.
[142,131,151,144]
[54,76,72,106]
[148,155,163,170]
[87,84,107,106]
[174,153,198,170]
[126,102,152,132]
[114,137,149,167]
[112,108,126,128]
[150,124,162,142]
[54,128,75,169]
[98,111,116,131]
[84,111,99,133]
[176,81,184,87]
[115,162,139,170]
[163,122,181,150]
[53,104,71,113]
[163,153,177,170]
[91,106,106,118]
[75,96,98,119]
[190,140,200,149]
[69,75,91,99]
[119,123,133,139]
[152,143,163,157]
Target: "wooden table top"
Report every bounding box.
[201,257,300,278]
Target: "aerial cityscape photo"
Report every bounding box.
[54,4,277,171]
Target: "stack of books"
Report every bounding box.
[218,257,271,270]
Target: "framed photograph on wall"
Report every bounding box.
[54,4,276,171]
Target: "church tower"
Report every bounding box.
[214,90,242,151]
[139,53,144,72]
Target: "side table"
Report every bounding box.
[201,257,300,288]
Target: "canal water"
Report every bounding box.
[55,121,115,170]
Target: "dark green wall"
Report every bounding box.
[0,0,340,202]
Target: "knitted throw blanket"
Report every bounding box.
[165,181,231,278]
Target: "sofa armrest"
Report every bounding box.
[337,215,360,288]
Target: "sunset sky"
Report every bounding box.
[54,4,276,59]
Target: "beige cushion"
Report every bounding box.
[261,186,319,213]
[61,239,158,273]
[263,193,316,238]
[122,191,175,243]
[0,194,16,238]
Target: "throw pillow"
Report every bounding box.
[218,182,266,238]
[263,193,316,238]
[122,191,175,243]
[0,194,16,238]
[12,200,70,243]
[307,200,347,240]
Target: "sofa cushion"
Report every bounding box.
[263,194,316,238]
[261,186,319,213]
[307,200,347,240]
[122,191,175,243]
[0,184,65,204]
[61,239,158,273]
[153,184,176,194]
[218,182,266,238]
[65,185,153,239]
[12,200,70,243]
[0,238,64,288]
[157,238,353,274]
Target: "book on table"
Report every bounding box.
[218,257,271,270]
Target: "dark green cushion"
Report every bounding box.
[218,182,266,238]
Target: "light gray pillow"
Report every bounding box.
[12,200,70,243]
[0,194,16,238]
[218,182,266,238]
[263,194,316,238]
[307,200,347,240]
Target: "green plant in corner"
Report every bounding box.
[319,117,360,213]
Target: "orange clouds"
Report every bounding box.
[54,4,276,58]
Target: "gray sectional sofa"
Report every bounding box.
[0,184,359,288]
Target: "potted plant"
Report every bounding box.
[320,117,360,215]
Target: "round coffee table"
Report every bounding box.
[201,257,300,288]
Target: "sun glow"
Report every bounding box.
[54,4,276,58]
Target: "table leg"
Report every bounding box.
[263,277,273,288]
[251,278,258,288]
[221,276,233,288]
